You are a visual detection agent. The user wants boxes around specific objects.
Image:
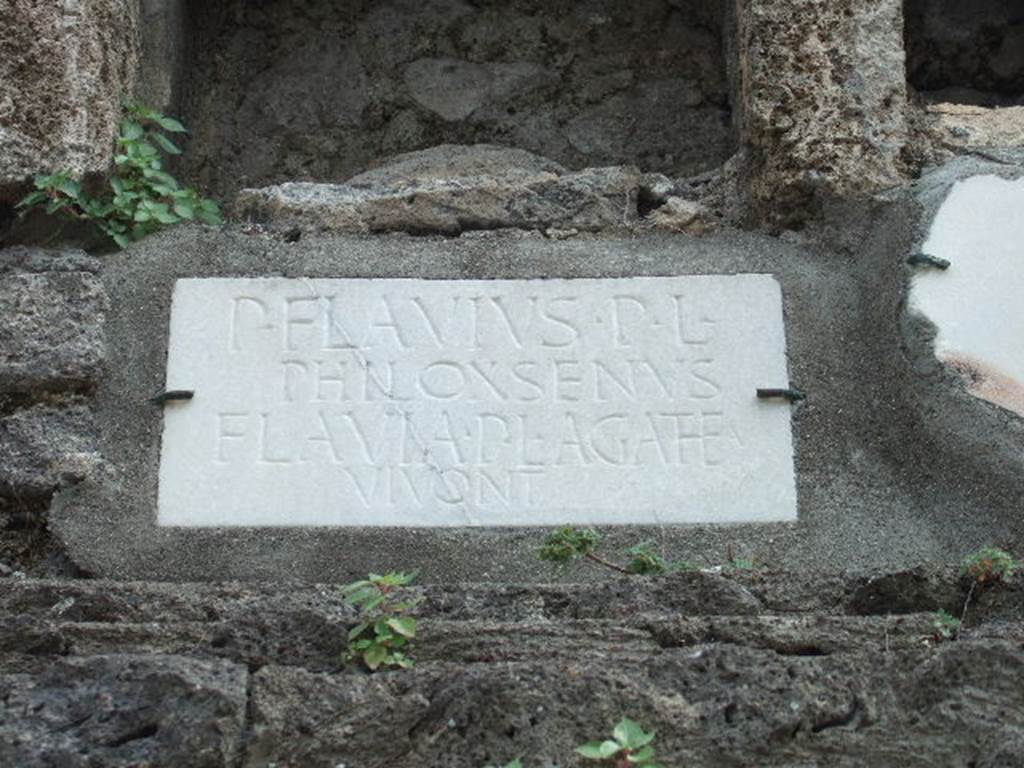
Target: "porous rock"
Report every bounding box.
[0,264,108,392]
[647,196,719,235]
[0,654,248,768]
[236,144,643,235]
[0,0,139,196]
[0,572,1021,766]
[925,104,1024,156]
[738,0,910,225]
[0,404,100,498]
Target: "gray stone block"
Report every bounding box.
[0,0,139,195]
[0,404,99,498]
[236,144,646,235]
[0,268,108,392]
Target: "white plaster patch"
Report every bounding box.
[911,175,1024,416]
[157,276,797,527]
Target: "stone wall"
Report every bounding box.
[0,249,105,575]
[177,0,737,201]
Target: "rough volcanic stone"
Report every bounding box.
[0,246,102,276]
[0,268,107,391]
[647,196,719,235]
[738,0,910,225]
[236,144,645,234]
[180,0,735,200]
[0,654,247,768]
[0,404,100,497]
[246,641,1024,768]
[0,0,139,196]
[1,572,1022,767]
[926,104,1024,156]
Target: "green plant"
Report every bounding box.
[539,527,690,577]
[961,547,1019,585]
[17,102,220,248]
[931,609,961,642]
[342,571,420,671]
[576,718,663,768]
[539,526,623,572]
[626,543,695,576]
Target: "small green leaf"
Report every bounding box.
[151,132,182,155]
[627,745,656,762]
[111,232,130,249]
[121,120,144,140]
[363,644,388,670]
[362,594,385,613]
[576,741,622,760]
[614,719,654,750]
[154,210,179,224]
[343,586,376,605]
[57,178,81,198]
[155,115,186,133]
[197,202,222,226]
[386,617,417,638]
[347,621,370,640]
[16,190,48,208]
[342,579,373,594]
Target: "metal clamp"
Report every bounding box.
[907,253,950,270]
[757,387,805,403]
[148,389,195,405]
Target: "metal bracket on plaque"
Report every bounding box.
[149,390,195,406]
[756,387,805,404]
[907,253,951,270]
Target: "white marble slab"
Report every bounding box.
[912,175,1024,416]
[157,276,797,526]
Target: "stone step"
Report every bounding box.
[3,567,1021,624]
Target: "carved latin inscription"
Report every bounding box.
[158,277,796,526]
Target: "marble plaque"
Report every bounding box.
[157,276,797,526]
[911,174,1024,417]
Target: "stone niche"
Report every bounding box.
[904,0,1024,105]
[171,0,738,200]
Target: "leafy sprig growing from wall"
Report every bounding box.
[538,526,695,576]
[17,102,220,248]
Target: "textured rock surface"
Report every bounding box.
[905,0,1024,102]
[925,104,1024,156]
[647,196,719,235]
[0,569,1022,767]
[737,0,910,225]
[236,144,649,234]
[0,404,100,498]
[0,258,108,392]
[0,654,248,768]
[179,0,735,200]
[0,0,139,196]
